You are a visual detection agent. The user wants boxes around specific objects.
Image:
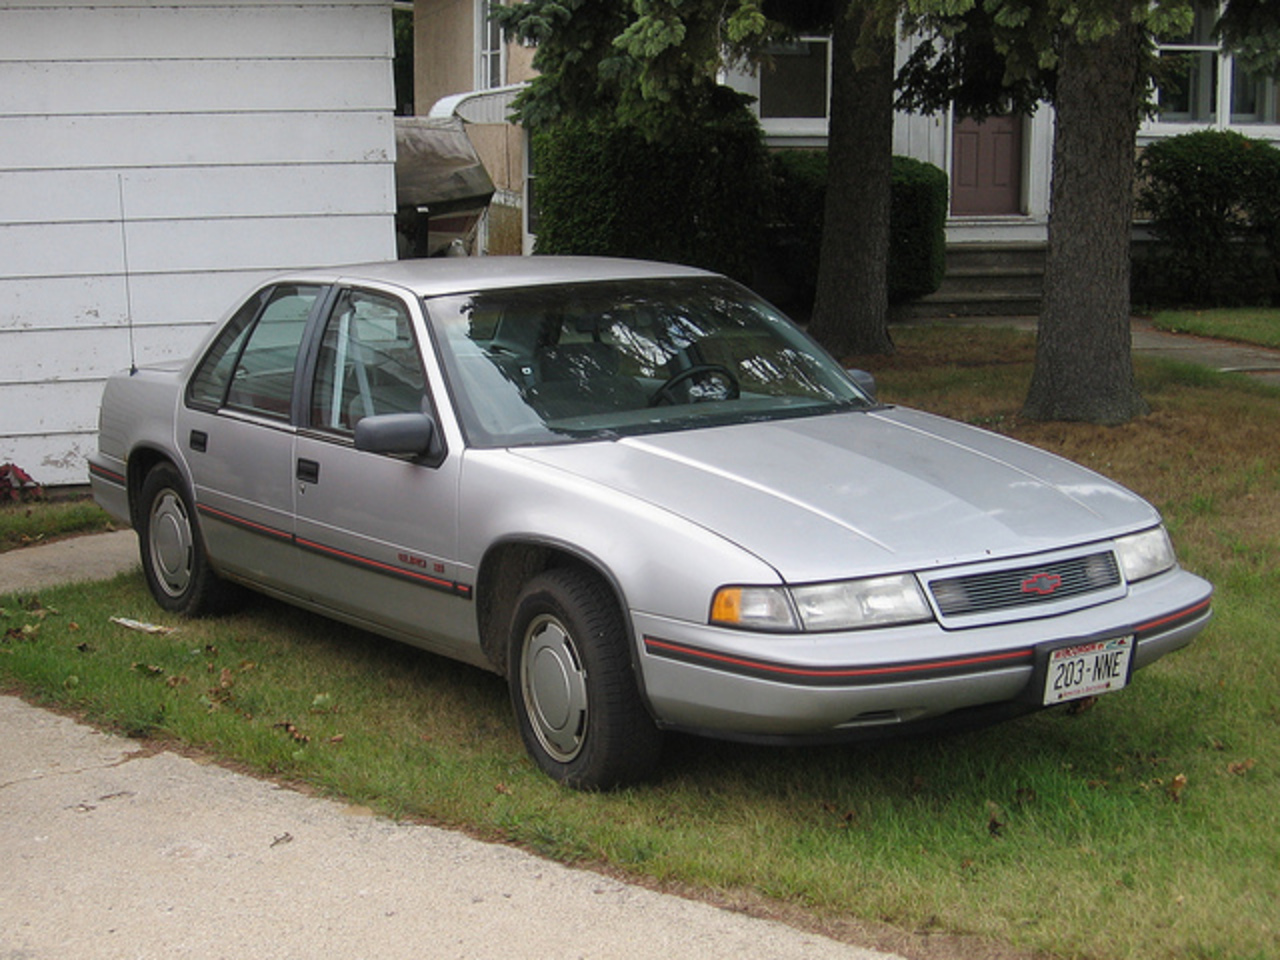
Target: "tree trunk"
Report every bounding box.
[1022,14,1148,424]
[806,1,896,359]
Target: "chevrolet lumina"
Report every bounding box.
[89,258,1213,789]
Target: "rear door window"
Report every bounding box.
[187,285,322,418]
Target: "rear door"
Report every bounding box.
[291,286,478,660]
[178,283,324,594]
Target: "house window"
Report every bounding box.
[524,131,539,243]
[759,40,830,120]
[1230,61,1279,125]
[479,0,506,90]
[1155,7,1278,127]
[723,36,831,142]
[1155,8,1218,122]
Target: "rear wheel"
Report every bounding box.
[137,463,237,616]
[509,567,662,789]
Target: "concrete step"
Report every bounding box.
[911,242,1047,317]
[934,265,1044,298]
[895,291,1042,320]
[944,241,1047,272]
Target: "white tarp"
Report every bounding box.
[394,115,494,213]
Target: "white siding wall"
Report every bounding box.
[0,0,397,484]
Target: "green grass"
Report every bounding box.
[4,328,1279,960]
[0,496,118,552]
[1150,307,1280,349]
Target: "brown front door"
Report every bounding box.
[951,114,1023,216]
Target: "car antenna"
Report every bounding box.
[117,173,138,375]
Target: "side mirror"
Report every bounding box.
[354,412,439,457]
[846,368,877,402]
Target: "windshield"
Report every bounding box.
[425,277,872,446]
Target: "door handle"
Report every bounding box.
[189,430,208,453]
[296,459,320,484]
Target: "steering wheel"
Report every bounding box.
[649,364,740,407]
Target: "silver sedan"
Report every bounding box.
[89,258,1213,789]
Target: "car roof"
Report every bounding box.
[281,256,718,299]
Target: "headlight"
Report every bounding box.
[792,575,932,630]
[711,574,932,633]
[1115,526,1177,583]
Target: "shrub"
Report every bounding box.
[0,463,43,502]
[765,151,826,309]
[766,151,948,313]
[888,155,950,302]
[529,93,771,284]
[1136,130,1280,305]
[1240,140,1280,300]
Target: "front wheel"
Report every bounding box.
[509,568,662,790]
[137,463,238,616]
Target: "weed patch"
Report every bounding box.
[0,496,117,552]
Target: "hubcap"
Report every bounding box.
[521,614,589,763]
[149,489,193,598]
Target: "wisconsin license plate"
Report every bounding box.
[1043,636,1134,705]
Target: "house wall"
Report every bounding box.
[0,0,397,485]
[416,0,475,114]
[464,123,524,254]
[891,105,1056,245]
[726,35,1056,246]
[507,39,537,85]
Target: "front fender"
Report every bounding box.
[457,448,778,628]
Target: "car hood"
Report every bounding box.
[508,407,1158,583]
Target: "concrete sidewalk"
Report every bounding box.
[924,313,1280,387]
[0,527,138,594]
[1129,317,1280,385]
[0,696,900,960]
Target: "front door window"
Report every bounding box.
[309,288,427,434]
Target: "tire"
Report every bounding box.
[137,463,238,616]
[508,567,663,790]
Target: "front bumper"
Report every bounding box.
[634,567,1213,743]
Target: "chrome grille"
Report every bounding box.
[928,551,1121,617]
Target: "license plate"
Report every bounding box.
[1043,636,1134,705]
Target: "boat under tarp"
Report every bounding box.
[394,116,495,257]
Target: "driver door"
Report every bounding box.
[291,286,474,658]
